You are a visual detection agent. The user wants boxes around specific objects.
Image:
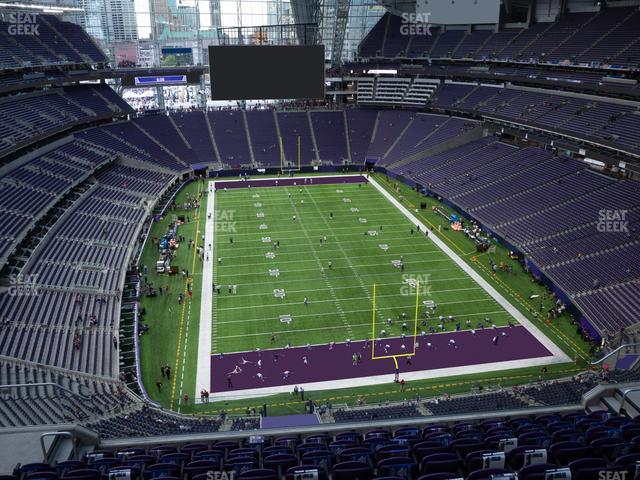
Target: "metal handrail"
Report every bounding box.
[591,343,640,367]
[0,382,91,399]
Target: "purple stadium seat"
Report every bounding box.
[464,450,497,472]
[86,458,120,474]
[590,438,634,460]
[518,434,552,449]
[224,457,259,476]
[285,465,327,480]
[106,467,139,480]
[394,427,421,439]
[419,453,461,474]
[336,432,360,443]
[263,453,298,474]
[551,429,585,444]
[159,453,189,466]
[306,434,330,444]
[375,444,410,462]
[484,434,514,450]
[53,462,84,476]
[417,474,461,480]
[518,463,558,480]
[115,449,145,461]
[61,469,101,480]
[184,460,219,479]
[376,456,417,478]
[331,460,373,480]
[148,446,177,459]
[275,437,299,449]
[297,443,327,456]
[413,442,449,461]
[423,432,454,445]
[193,450,224,465]
[263,446,292,457]
[363,437,391,452]
[301,450,333,470]
[553,447,594,465]
[339,447,372,464]
[123,455,154,470]
[213,441,241,452]
[450,439,484,458]
[467,468,511,480]
[237,469,277,480]
[228,448,256,459]
[329,441,358,456]
[568,458,607,475]
[181,443,209,457]
[614,452,640,466]
[365,429,392,440]
[142,463,181,479]
[25,473,58,480]
[16,465,55,477]
[548,441,583,460]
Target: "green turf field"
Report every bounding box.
[138,173,592,413]
[212,180,518,354]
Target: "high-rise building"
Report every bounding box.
[68,0,138,47]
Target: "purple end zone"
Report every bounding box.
[212,326,552,392]
[261,414,320,429]
[214,175,368,190]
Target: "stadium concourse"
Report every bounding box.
[2,2,640,478]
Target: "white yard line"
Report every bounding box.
[218,258,453,278]
[215,310,508,340]
[206,266,467,288]
[215,287,491,312]
[195,182,215,396]
[214,235,445,254]
[212,223,409,238]
[214,282,480,302]
[218,248,442,267]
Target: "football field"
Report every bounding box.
[194,175,568,398]
[211,177,516,352]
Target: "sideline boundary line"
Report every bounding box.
[195,183,214,396]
